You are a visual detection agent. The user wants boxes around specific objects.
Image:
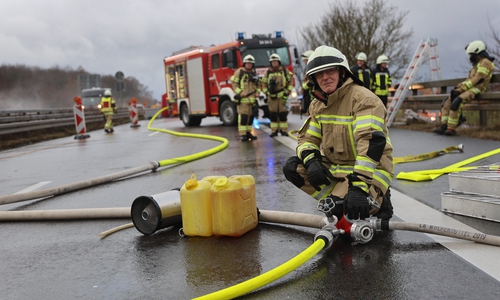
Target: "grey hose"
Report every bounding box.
[0,207,130,221]
[0,162,158,206]
[385,221,500,247]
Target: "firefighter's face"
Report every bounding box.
[315,67,341,94]
[271,60,280,68]
[357,60,365,67]
[244,62,253,70]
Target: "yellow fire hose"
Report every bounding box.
[192,238,327,300]
[397,147,500,181]
[146,109,229,168]
[0,107,228,205]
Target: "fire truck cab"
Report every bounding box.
[163,31,297,127]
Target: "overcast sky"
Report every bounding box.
[1,0,499,101]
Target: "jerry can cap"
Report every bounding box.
[185,174,198,190]
[214,177,229,189]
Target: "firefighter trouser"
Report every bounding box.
[282,156,386,216]
[268,97,288,133]
[236,103,254,136]
[103,112,114,130]
[376,95,388,107]
[440,90,475,130]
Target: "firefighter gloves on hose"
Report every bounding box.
[304,157,334,191]
[344,174,371,220]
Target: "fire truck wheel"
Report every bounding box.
[181,104,202,127]
[220,100,237,126]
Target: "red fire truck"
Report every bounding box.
[163,31,298,126]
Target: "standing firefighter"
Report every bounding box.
[262,53,294,137]
[371,55,392,107]
[282,46,394,230]
[433,40,495,136]
[100,89,116,133]
[301,50,314,115]
[230,54,260,141]
[350,52,372,90]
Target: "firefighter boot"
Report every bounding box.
[280,130,289,137]
[444,128,456,136]
[432,124,447,135]
[241,135,249,142]
[246,132,257,140]
[270,131,278,137]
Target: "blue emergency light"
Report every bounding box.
[237,32,246,40]
[253,118,260,129]
[274,31,284,38]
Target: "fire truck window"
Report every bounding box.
[211,54,220,70]
[222,50,237,68]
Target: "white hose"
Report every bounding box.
[0,207,130,221]
[0,163,157,205]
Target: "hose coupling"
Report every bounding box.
[369,216,383,233]
[457,143,464,152]
[314,229,336,250]
[349,220,374,245]
[150,161,160,171]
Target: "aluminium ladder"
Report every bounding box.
[385,38,442,127]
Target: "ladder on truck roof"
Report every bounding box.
[385,38,442,127]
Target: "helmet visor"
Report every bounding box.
[306,56,345,76]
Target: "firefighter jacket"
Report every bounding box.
[456,56,495,95]
[350,64,372,90]
[100,96,116,114]
[261,66,293,100]
[371,65,392,96]
[230,67,260,105]
[297,78,394,195]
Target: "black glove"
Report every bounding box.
[234,94,241,105]
[304,157,334,191]
[450,89,460,100]
[344,175,371,220]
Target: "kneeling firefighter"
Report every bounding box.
[433,40,495,136]
[230,54,261,141]
[282,46,394,231]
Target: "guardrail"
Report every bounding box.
[393,73,500,126]
[0,107,133,136]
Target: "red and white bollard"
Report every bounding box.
[73,97,90,139]
[129,98,141,128]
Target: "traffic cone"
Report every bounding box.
[130,98,141,128]
[73,97,90,140]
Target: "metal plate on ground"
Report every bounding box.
[441,192,500,223]
[448,167,500,197]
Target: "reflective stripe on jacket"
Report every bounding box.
[459,57,495,95]
[350,65,372,89]
[230,67,260,105]
[297,78,394,194]
[100,96,115,113]
[261,66,293,98]
[371,66,392,96]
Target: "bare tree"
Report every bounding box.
[298,0,413,80]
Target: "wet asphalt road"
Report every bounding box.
[1,113,500,299]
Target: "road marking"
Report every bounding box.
[14,181,51,194]
[148,131,160,136]
[273,128,500,283]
